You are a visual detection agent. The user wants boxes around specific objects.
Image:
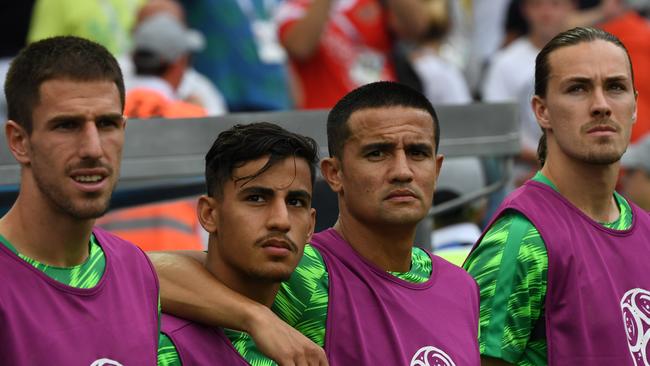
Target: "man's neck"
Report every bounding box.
[205,254,280,308]
[334,212,415,273]
[541,155,620,223]
[0,193,93,267]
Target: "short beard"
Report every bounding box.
[580,144,624,166]
[583,153,622,165]
[244,266,293,283]
[33,170,112,220]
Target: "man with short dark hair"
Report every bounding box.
[152,81,480,365]
[156,122,323,365]
[465,27,650,366]
[0,36,159,364]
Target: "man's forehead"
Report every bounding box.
[346,107,435,140]
[231,156,312,190]
[548,40,632,80]
[32,78,122,123]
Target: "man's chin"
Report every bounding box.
[249,268,294,283]
[378,209,428,226]
[65,201,112,221]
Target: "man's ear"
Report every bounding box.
[434,154,444,183]
[306,207,316,243]
[320,157,343,194]
[5,120,31,166]
[197,195,219,234]
[532,95,552,130]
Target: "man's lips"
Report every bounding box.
[584,121,618,135]
[261,238,292,250]
[385,189,418,201]
[588,125,616,133]
[258,236,297,256]
[69,168,111,192]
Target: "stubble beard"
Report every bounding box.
[573,138,625,166]
[32,166,113,220]
[245,267,293,283]
[377,199,429,227]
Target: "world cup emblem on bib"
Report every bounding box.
[410,345,456,366]
[621,288,650,366]
[90,359,123,366]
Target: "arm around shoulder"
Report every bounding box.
[147,250,264,330]
[147,250,329,366]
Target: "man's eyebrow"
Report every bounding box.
[96,113,125,121]
[360,142,395,153]
[604,75,632,83]
[561,76,592,85]
[561,75,631,84]
[46,114,85,125]
[47,113,124,125]
[405,142,433,152]
[288,189,312,203]
[237,186,274,196]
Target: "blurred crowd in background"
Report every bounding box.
[1,0,649,255]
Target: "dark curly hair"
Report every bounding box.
[205,122,320,198]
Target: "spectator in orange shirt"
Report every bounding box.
[125,13,208,119]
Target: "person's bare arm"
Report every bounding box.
[481,356,514,366]
[148,251,328,366]
[281,0,333,61]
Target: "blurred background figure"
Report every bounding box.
[125,13,208,118]
[127,0,227,117]
[97,199,206,251]
[0,2,36,121]
[274,0,430,109]
[179,0,293,112]
[482,0,576,187]
[432,157,487,266]
[599,0,650,143]
[620,135,650,211]
[27,0,144,58]
[410,0,472,105]
[496,0,650,145]
[97,6,211,251]
[463,0,512,96]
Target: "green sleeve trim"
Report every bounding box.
[531,171,558,191]
[484,214,534,359]
[389,247,432,283]
[0,233,19,254]
[157,332,182,366]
